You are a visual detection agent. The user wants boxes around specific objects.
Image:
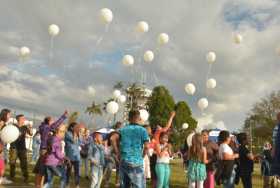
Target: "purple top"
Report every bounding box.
[44,136,64,166]
[39,114,66,150]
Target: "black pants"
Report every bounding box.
[66,160,80,186]
[9,149,28,180]
[240,173,252,188]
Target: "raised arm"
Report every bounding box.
[50,111,68,130]
[162,111,176,132]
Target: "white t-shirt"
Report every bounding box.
[218,143,233,160]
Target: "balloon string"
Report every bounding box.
[49,36,54,63]
[205,63,213,96]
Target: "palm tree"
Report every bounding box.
[126,83,145,110]
[85,102,102,126]
[113,81,124,90]
[68,111,80,125]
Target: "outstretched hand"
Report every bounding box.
[64,110,68,116]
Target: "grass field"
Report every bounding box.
[1,159,264,188]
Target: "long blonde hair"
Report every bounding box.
[189,133,204,162]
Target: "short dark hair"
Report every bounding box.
[114,121,122,129]
[128,110,140,122]
[218,130,230,143]
[44,116,52,124]
[201,129,209,135]
[16,114,24,121]
[237,133,247,145]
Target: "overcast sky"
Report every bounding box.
[0,0,280,130]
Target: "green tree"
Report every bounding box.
[171,101,197,149]
[147,86,175,129]
[85,102,102,125]
[243,91,280,149]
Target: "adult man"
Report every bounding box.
[9,114,32,182]
[111,110,149,188]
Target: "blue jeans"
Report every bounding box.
[223,167,236,188]
[32,147,40,161]
[66,160,80,186]
[120,160,145,188]
[45,165,66,188]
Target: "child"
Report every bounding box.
[80,128,91,179]
[89,132,105,188]
[32,132,41,162]
[44,124,68,188]
[187,133,207,188]
[237,133,254,188]
[155,132,172,188]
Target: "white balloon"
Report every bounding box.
[122,55,134,66]
[143,50,154,63]
[233,33,243,44]
[206,78,217,89]
[19,46,31,58]
[106,101,119,114]
[100,8,113,24]
[118,95,126,103]
[206,52,216,64]
[0,125,20,144]
[184,83,196,95]
[187,132,195,147]
[48,24,60,37]
[158,33,169,45]
[198,98,209,110]
[113,90,121,99]
[136,21,149,33]
[182,123,189,130]
[87,86,96,96]
[140,109,149,122]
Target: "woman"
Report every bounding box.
[187,133,207,188]
[155,132,172,188]
[217,131,239,188]
[65,122,82,188]
[202,130,218,188]
[80,128,91,179]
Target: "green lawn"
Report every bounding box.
[1,159,264,188]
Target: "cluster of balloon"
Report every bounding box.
[106,101,119,114]
[184,83,196,95]
[113,90,126,104]
[48,24,60,62]
[140,109,149,122]
[122,55,134,66]
[87,86,96,96]
[0,124,20,144]
[19,46,31,61]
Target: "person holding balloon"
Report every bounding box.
[0,109,12,163]
[9,114,33,183]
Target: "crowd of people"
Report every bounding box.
[0,107,280,188]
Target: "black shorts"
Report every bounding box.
[33,156,46,175]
